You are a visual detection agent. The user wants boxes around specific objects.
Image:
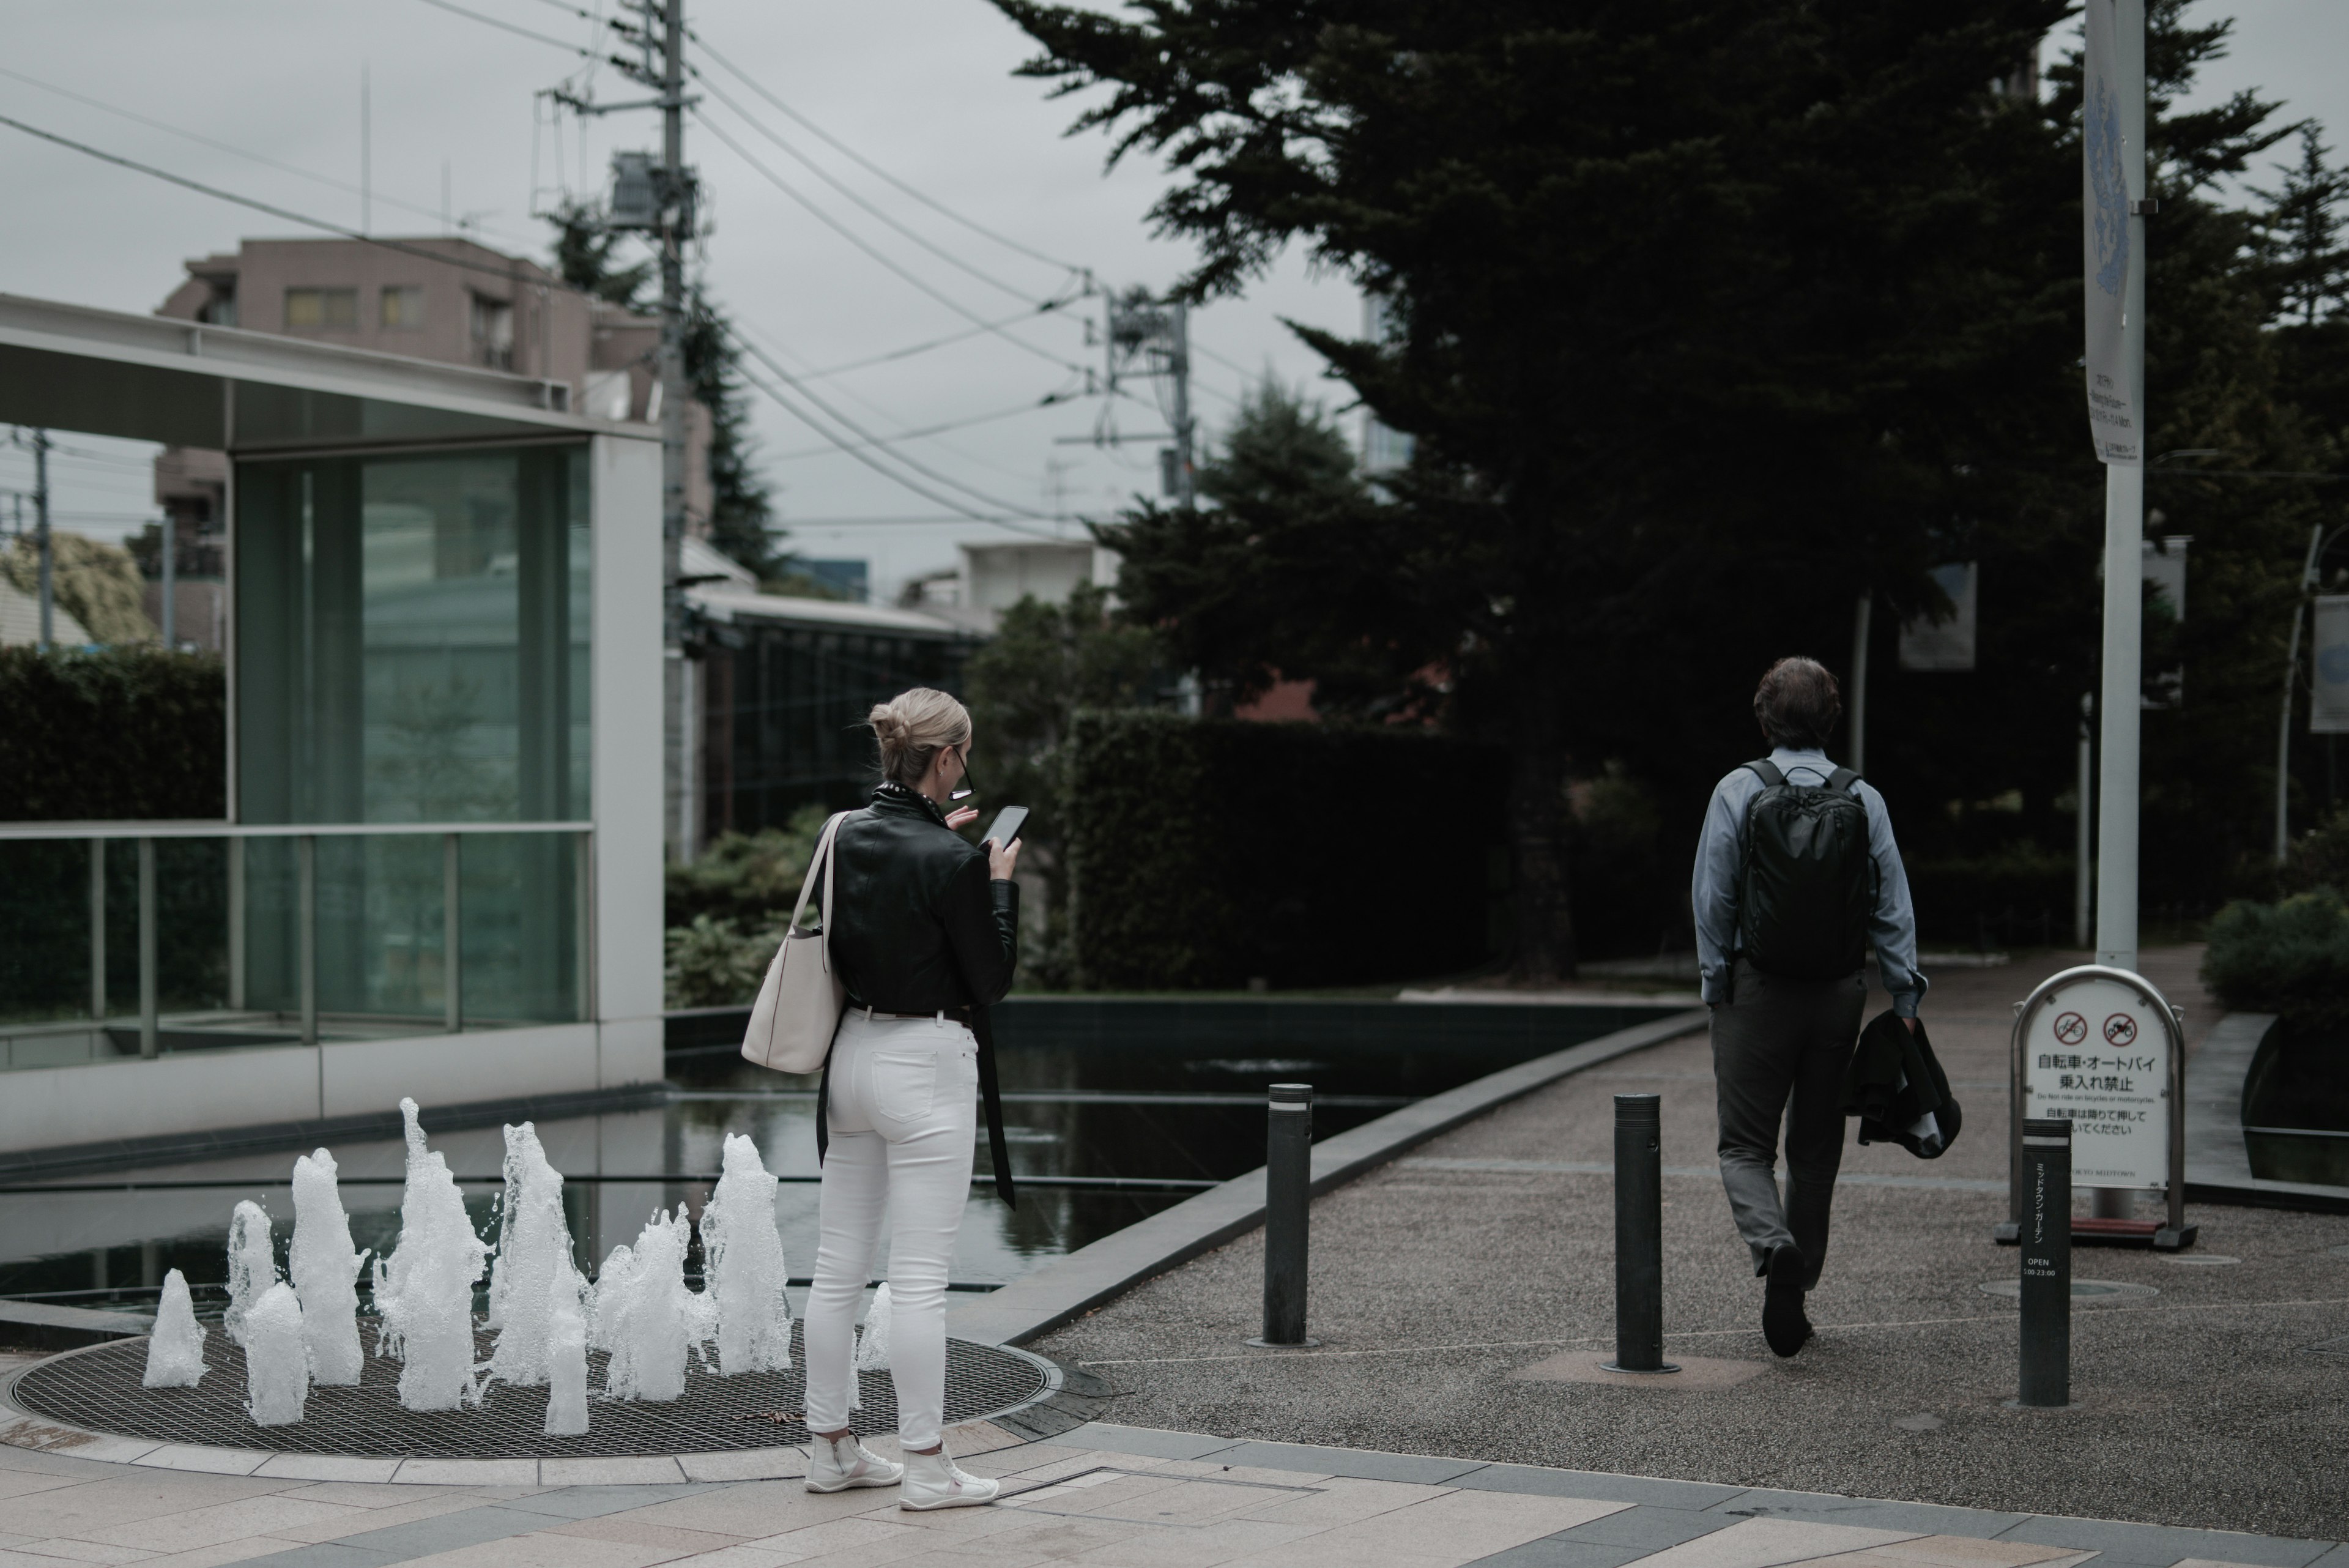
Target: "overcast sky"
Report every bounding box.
[2,1,2345,601]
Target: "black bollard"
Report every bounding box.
[2017,1117,2073,1408]
[1603,1093,1680,1374]
[1250,1083,1319,1348]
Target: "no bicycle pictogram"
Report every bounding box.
[2052,1011,2088,1046]
[2102,1013,2138,1046]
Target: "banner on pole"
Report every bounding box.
[2083,0,2140,466]
[2311,595,2349,734]
[1899,563,1978,671]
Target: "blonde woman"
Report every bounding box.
[800,688,1020,1509]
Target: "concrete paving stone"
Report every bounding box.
[1052,1517,1332,1568]
[0,1446,136,1479]
[308,1503,563,1559]
[131,1449,272,1479]
[1628,1518,1922,1568]
[658,1550,801,1568]
[390,1532,697,1568]
[1995,1518,2337,1567]
[1206,1440,1491,1485]
[546,1516,748,1555]
[1452,1469,1750,1510]
[189,1546,395,1568]
[0,1468,92,1501]
[7,1438,166,1470]
[601,1482,888,1540]
[69,1496,374,1555]
[492,1484,719,1518]
[248,1460,402,1487]
[1048,1425,1244,1462]
[9,1535,157,1562]
[258,1496,499,1545]
[938,1514,1156,1564]
[1715,1498,2033,1537]
[1131,1457,1330,1486]
[1463,1542,1653,1568]
[263,1485,469,1510]
[536,1458,688,1488]
[971,1451,1173,1486]
[939,1422,1025,1457]
[743,1515,937,1563]
[1550,1506,1740,1549]
[1827,1544,2093,1568]
[2306,1551,2349,1568]
[1,1477,299,1539]
[139,1538,325,1568]
[1231,1474,1453,1526]
[675,1450,808,1485]
[1226,1488,1630,1568]
[384,1462,536,1488]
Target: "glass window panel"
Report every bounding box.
[284,288,357,329]
[380,286,426,329]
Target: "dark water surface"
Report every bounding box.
[0,999,1675,1315]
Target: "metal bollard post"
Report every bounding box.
[1603,1093,1679,1374]
[2017,1117,2073,1408]
[1249,1083,1319,1348]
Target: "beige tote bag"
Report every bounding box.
[740,811,850,1074]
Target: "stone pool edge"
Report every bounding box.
[947,1006,1711,1349]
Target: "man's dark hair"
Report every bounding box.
[1753,656,1842,750]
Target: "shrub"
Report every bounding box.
[1061,711,1507,990]
[0,647,225,820]
[664,913,781,1009]
[666,807,828,928]
[2201,889,2349,1027]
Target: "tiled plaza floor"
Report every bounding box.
[0,1413,2339,1568]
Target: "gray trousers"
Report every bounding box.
[1710,959,1865,1286]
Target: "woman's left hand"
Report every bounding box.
[945,806,979,830]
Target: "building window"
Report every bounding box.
[380,286,426,330]
[284,288,358,330]
[470,292,514,370]
[198,285,237,327]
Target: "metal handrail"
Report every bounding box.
[1,821,594,1063]
[0,820,591,840]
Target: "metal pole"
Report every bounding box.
[2094,0,2147,976]
[1605,1093,1679,1374]
[2017,1117,2073,1408]
[659,0,690,861]
[2075,694,2094,947]
[88,838,105,1025]
[1170,299,1195,510]
[226,838,245,1011]
[32,429,51,651]
[297,834,317,1046]
[1250,1083,1318,1348]
[443,832,462,1033]
[1848,593,1871,773]
[137,837,158,1058]
[159,511,176,650]
[2279,524,2324,863]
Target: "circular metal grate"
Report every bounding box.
[11,1325,1048,1460]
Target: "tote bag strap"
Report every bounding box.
[787,812,850,948]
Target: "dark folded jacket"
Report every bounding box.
[1841,1009,1962,1159]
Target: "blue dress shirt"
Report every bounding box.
[1690,746,1927,1016]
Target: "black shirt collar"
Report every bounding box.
[871,779,948,826]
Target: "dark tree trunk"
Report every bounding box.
[1506,667,1576,982]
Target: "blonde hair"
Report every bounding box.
[869,687,972,788]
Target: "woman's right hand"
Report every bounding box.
[985,837,1022,881]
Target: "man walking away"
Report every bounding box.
[1691,656,1925,1357]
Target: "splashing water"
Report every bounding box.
[142,1269,207,1388]
[223,1200,275,1348]
[371,1099,489,1411]
[855,1281,894,1375]
[485,1122,582,1388]
[543,1285,590,1436]
[699,1134,792,1376]
[243,1282,309,1427]
[590,1207,710,1402]
[289,1149,366,1386]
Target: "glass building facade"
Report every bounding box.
[235,444,592,1027]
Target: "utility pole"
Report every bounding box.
[33,429,53,652]
[1847,592,1872,773]
[563,0,700,857]
[1104,291,1195,507]
[160,510,177,650]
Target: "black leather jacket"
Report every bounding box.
[828,782,1019,1013]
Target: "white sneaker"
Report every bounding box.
[805,1433,904,1493]
[899,1446,999,1510]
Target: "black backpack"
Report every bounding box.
[1736,759,1874,981]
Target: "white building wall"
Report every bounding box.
[590,431,667,1089]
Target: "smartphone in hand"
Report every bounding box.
[981,805,1028,849]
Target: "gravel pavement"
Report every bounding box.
[1034,948,2349,1541]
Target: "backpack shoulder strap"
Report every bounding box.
[1744,759,1785,788]
[1827,767,1861,793]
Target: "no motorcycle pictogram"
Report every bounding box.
[2102,1013,2138,1047]
[2052,1011,2088,1046]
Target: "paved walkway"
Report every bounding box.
[1034,949,2349,1541]
[0,1411,2340,1568]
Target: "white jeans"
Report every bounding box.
[801,1009,978,1450]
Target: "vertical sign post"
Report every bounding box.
[1603,1093,1678,1375]
[2017,1118,2073,1408]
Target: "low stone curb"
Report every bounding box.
[948,1007,1710,1347]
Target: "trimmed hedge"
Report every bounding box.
[2202,889,2349,1028]
[1061,712,1507,989]
[0,648,226,820]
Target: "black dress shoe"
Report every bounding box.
[1763,1243,1810,1357]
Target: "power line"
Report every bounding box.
[0,111,607,305]
[800,308,1071,380]
[0,65,519,242]
[686,26,1087,276]
[768,391,1081,462]
[690,65,1071,308]
[689,108,1103,385]
[410,0,603,58]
